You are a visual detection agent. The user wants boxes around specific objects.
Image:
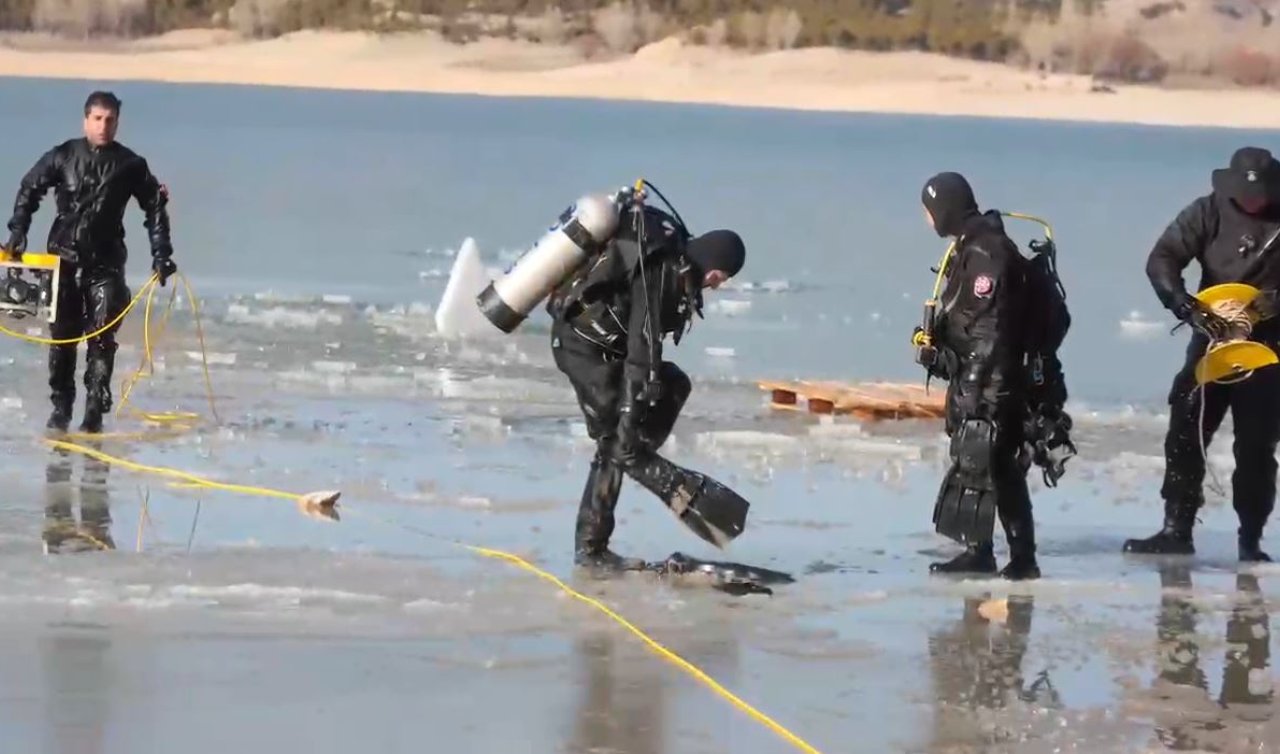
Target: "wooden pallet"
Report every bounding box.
[758,379,946,421]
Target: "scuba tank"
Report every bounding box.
[477,192,623,334]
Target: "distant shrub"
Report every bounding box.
[32,0,149,36]
[764,7,801,50]
[228,0,290,37]
[1216,45,1277,86]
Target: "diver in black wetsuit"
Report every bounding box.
[1,91,177,434]
[1124,147,1280,562]
[914,172,1074,581]
[546,203,746,570]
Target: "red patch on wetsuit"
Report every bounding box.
[973,274,994,298]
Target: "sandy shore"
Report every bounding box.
[2,28,1280,130]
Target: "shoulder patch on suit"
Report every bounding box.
[973,274,995,298]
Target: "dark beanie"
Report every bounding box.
[687,229,745,277]
[921,172,979,237]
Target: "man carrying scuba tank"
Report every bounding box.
[538,187,747,570]
[912,172,1076,581]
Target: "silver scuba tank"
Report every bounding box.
[477,192,622,333]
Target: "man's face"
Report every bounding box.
[83,106,119,147]
[923,205,936,231]
[701,269,730,290]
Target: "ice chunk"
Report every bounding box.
[225,303,341,329]
[435,237,499,339]
[188,351,237,366]
[348,375,414,394]
[252,290,315,305]
[705,346,735,358]
[824,438,923,460]
[1119,310,1163,340]
[708,298,751,316]
[312,360,357,374]
[808,420,864,438]
[695,430,802,452]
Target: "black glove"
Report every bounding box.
[1254,289,1280,321]
[911,327,936,366]
[153,256,177,286]
[1023,407,1077,487]
[1174,297,1231,341]
[918,346,958,382]
[3,229,26,258]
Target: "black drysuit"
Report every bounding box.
[548,205,703,558]
[1144,192,1280,547]
[5,138,174,424]
[928,210,1037,569]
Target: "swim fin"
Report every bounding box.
[625,454,750,548]
[646,551,793,595]
[664,469,750,548]
[931,466,997,545]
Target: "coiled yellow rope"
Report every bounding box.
[0,270,219,433]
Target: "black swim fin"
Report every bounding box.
[626,454,750,548]
[646,552,793,595]
[666,471,749,548]
[931,466,997,545]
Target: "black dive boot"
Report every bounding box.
[1123,507,1196,556]
[1238,527,1272,563]
[929,542,997,575]
[79,343,116,435]
[573,452,644,572]
[47,344,77,433]
[999,516,1041,581]
[46,398,72,433]
[79,399,104,434]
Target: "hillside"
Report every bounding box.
[1,0,1277,87]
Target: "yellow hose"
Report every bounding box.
[0,268,220,430]
[917,211,1057,348]
[43,437,825,754]
[7,264,825,754]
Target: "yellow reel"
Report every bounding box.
[1192,283,1280,385]
[1195,341,1278,384]
[1196,283,1265,319]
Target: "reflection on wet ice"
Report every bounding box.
[926,594,1058,752]
[565,608,745,754]
[43,444,114,555]
[1138,565,1275,752]
[568,627,667,754]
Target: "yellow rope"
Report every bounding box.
[0,268,219,431]
[8,262,823,753]
[466,544,824,754]
[44,439,296,501]
[114,272,220,426]
[41,436,825,754]
[0,274,156,346]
